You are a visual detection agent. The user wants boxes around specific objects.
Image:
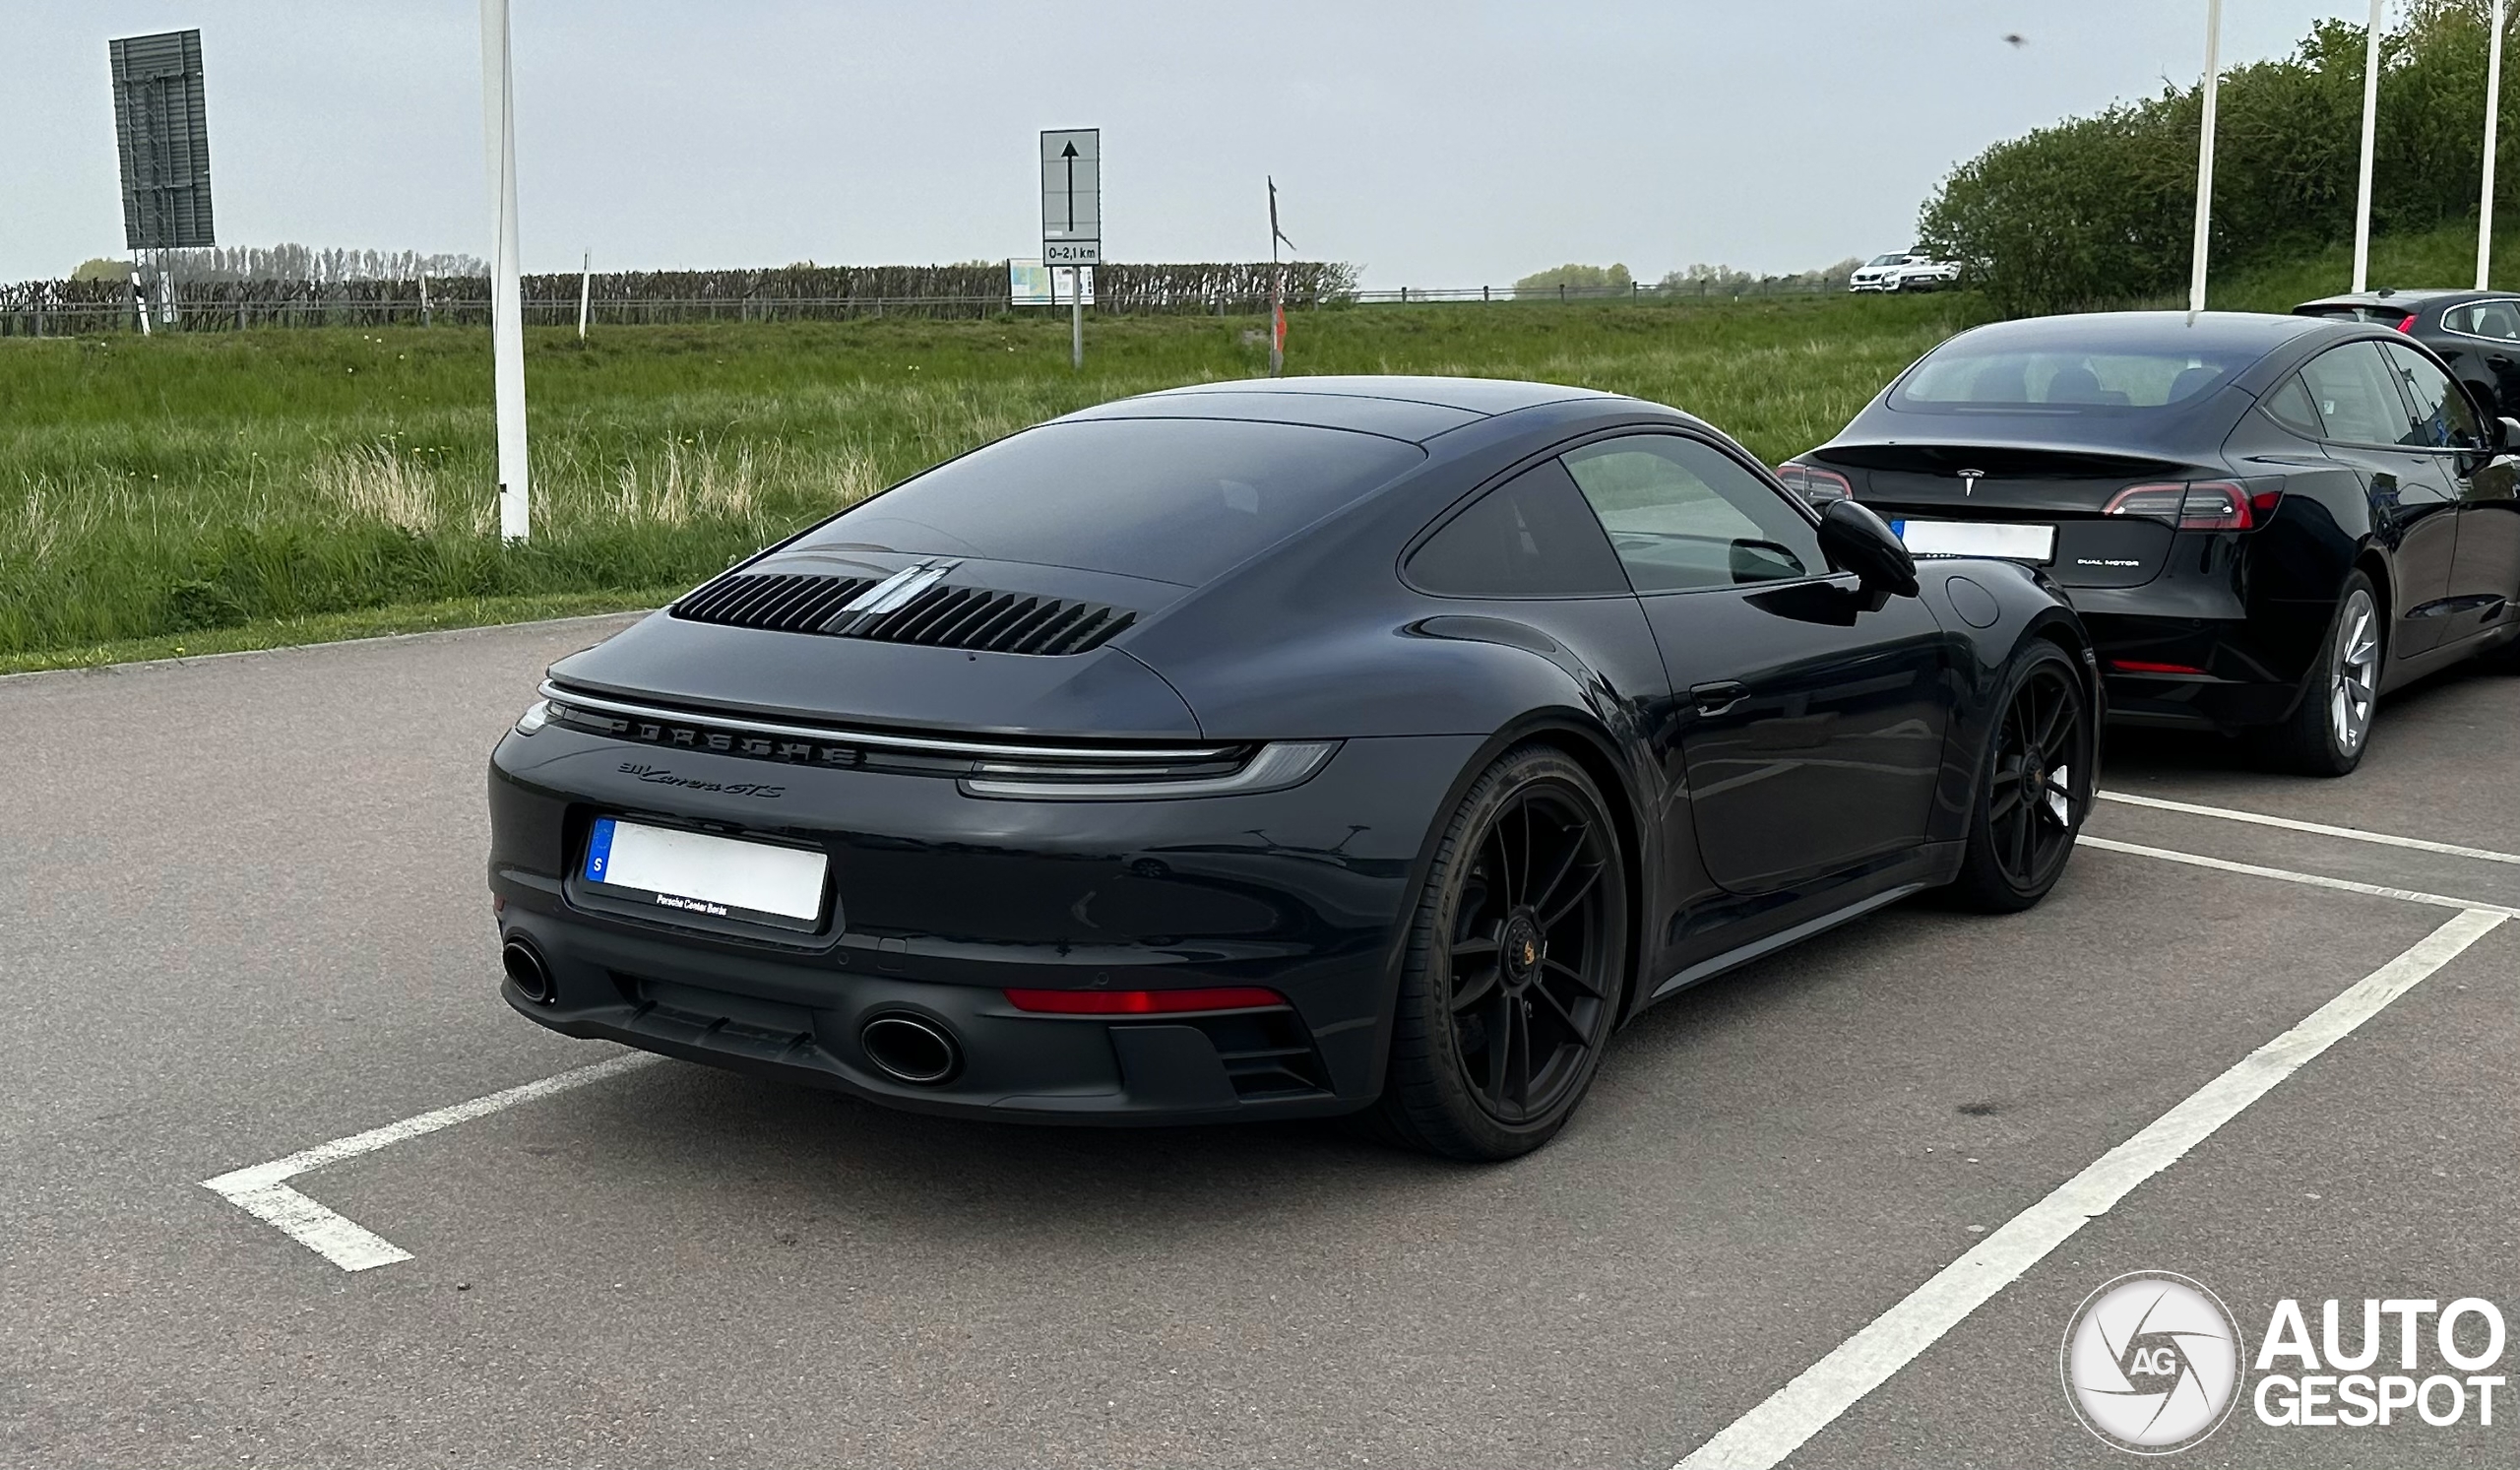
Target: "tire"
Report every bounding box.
[2250,572,2381,776]
[1367,744,1628,1162]
[1944,641,2095,913]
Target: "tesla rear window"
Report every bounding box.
[1895,346,2253,410]
[796,418,1424,584]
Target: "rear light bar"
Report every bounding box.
[2108,658,2209,675]
[2397,313,2420,334]
[2104,479,2271,531]
[1776,461,1855,504]
[1004,986,1289,1015]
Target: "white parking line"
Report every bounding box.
[2079,836,2520,919]
[202,1052,657,1271]
[1671,907,2508,1470]
[2100,790,2520,866]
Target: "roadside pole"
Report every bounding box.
[578,250,592,340]
[481,0,530,543]
[1268,176,1293,378]
[2482,0,2507,289]
[2188,0,2223,322]
[1072,274,1083,370]
[2352,0,2381,292]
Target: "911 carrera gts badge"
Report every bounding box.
[1958,468,1985,496]
[616,762,786,799]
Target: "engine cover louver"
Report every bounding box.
[670,572,1136,656]
[672,572,879,634]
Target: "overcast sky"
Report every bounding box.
[6,1,2362,287]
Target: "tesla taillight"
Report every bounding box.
[1004,987,1289,1014]
[1777,461,1854,504]
[2104,480,2253,531]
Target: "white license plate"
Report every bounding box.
[1888,519,2056,564]
[582,817,828,925]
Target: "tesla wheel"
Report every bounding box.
[1368,745,1627,1162]
[1946,641,2093,913]
[2253,572,2380,776]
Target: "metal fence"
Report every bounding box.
[1345,279,1841,305]
[0,273,1843,338]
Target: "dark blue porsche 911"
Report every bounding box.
[489,376,2096,1158]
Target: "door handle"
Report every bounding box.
[1690,680,1748,717]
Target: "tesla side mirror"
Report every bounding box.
[1817,499,1920,599]
[2498,415,2520,452]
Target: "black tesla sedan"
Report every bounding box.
[1784,312,2520,775]
[2295,287,2520,417]
[489,376,2097,1159]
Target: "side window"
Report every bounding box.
[2262,375,2325,437]
[1405,458,1632,598]
[2471,300,2520,340]
[1560,434,1828,593]
[2298,342,2412,445]
[2382,341,2483,451]
[2446,302,2520,340]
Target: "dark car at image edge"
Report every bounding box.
[489,376,2100,1159]
[1784,311,2520,775]
[2295,286,2520,419]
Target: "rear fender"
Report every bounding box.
[1914,560,2093,846]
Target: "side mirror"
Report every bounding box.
[2497,415,2520,453]
[1816,499,1920,599]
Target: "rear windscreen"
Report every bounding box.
[795,417,1425,584]
[1894,344,2256,411]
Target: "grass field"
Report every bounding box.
[0,291,1988,668]
[1,218,2502,672]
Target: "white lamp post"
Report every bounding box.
[481,0,531,543]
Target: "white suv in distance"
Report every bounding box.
[1849,251,1962,292]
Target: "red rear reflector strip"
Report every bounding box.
[2108,659,2209,674]
[1004,986,1288,1014]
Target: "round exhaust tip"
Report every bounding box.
[859,1013,961,1086]
[501,938,555,1005]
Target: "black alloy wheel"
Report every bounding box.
[1948,642,2092,912]
[1369,745,1628,1160]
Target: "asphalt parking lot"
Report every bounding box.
[5,616,2516,1469]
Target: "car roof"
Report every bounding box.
[1940,310,2340,357]
[1146,375,1617,414]
[2294,288,2508,312]
[1064,375,1629,444]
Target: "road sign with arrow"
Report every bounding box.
[1040,128,1101,265]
